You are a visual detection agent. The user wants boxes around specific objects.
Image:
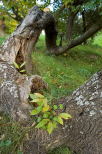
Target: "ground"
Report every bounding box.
[0,33,102,154]
[32,34,102,100]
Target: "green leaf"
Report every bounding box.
[53,117,58,121]
[37,117,42,122]
[35,119,49,128]
[29,94,37,100]
[41,125,47,130]
[53,105,58,110]
[52,121,57,128]
[59,104,64,110]
[20,70,26,73]
[43,113,49,118]
[59,113,72,119]
[42,98,48,106]
[42,105,50,112]
[30,106,42,115]
[34,93,45,98]
[20,62,26,68]
[13,62,19,69]
[30,99,41,103]
[47,121,54,134]
[30,109,38,115]
[57,116,63,125]
[29,93,47,105]
[53,116,63,125]
[29,93,44,100]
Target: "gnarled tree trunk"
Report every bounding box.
[23,71,102,154]
[0,5,102,154]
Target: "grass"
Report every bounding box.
[0,33,102,154]
[48,146,72,154]
[32,35,102,100]
[0,35,8,45]
[93,32,102,47]
[0,114,24,154]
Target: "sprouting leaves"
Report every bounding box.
[29,93,47,105]
[42,105,50,112]
[29,93,72,134]
[30,106,43,115]
[53,105,58,110]
[47,121,54,134]
[59,104,64,110]
[59,113,72,119]
[35,119,49,128]
[56,116,63,125]
[20,62,26,68]
[13,61,26,74]
[13,62,19,69]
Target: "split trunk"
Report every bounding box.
[0,6,102,154]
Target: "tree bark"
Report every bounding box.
[66,9,78,42]
[0,6,44,74]
[82,10,87,44]
[0,6,58,73]
[44,11,102,55]
[0,5,50,118]
[23,70,102,154]
[0,6,102,154]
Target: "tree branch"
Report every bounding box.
[11,7,23,22]
[51,23,102,55]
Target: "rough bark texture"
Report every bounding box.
[0,6,56,74]
[0,60,47,121]
[0,6,44,74]
[0,5,102,154]
[22,71,102,154]
[0,6,54,120]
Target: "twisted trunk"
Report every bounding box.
[0,6,102,154]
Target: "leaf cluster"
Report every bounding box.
[13,62,26,73]
[29,93,72,134]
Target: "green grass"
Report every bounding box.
[32,37,102,100]
[93,32,102,47]
[48,146,72,154]
[0,33,102,154]
[0,35,8,45]
[0,37,6,45]
[0,114,24,154]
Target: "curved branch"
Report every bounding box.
[49,23,102,55]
